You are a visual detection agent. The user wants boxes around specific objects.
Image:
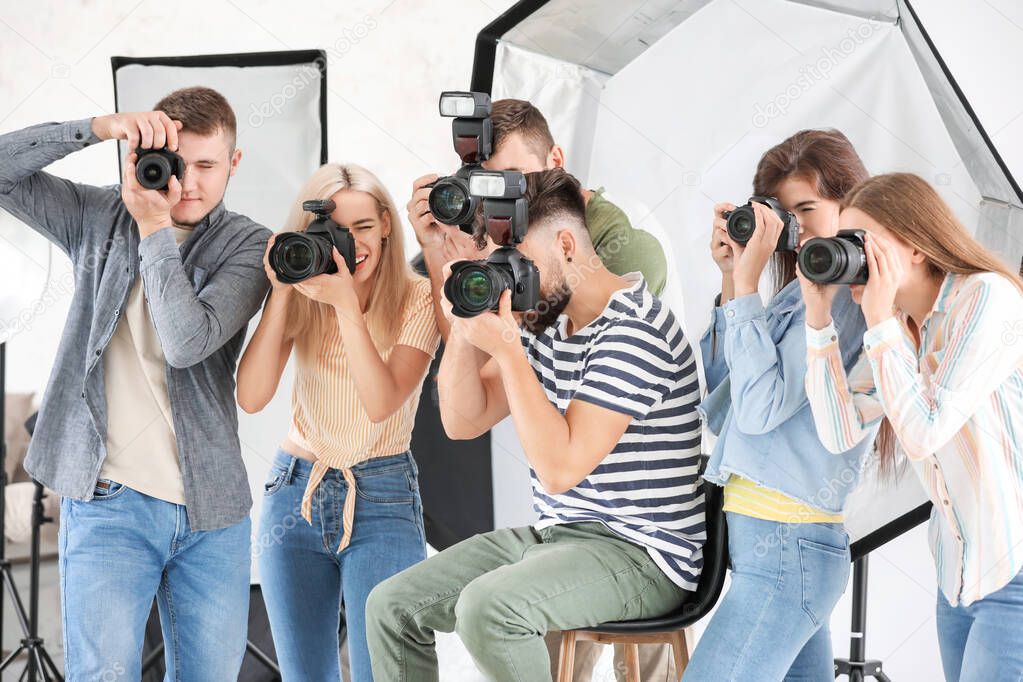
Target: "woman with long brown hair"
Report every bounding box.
[236,163,440,681]
[685,130,874,681]
[803,172,1023,682]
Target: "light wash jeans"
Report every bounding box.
[59,480,251,681]
[937,566,1023,682]
[683,512,851,682]
[257,450,427,682]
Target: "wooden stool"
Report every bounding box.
[556,627,693,682]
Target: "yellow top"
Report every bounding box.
[290,277,440,550]
[723,476,844,524]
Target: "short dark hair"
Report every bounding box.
[154,86,237,148]
[490,99,556,161]
[472,168,587,248]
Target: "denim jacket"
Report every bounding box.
[0,119,270,530]
[698,279,872,513]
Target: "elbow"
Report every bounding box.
[367,408,393,425]
[439,412,484,441]
[237,393,269,414]
[165,351,200,370]
[540,473,580,496]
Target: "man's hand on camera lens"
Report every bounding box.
[409,174,455,250]
[92,111,182,151]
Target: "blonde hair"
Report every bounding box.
[282,163,418,354]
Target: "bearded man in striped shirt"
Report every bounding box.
[366,168,704,681]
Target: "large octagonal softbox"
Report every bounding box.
[454,0,1023,555]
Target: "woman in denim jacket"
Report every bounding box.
[683,130,874,681]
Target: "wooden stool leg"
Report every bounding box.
[668,629,691,679]
[623,642,641,682]
[556,631,578,682]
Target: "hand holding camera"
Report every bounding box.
[859,232,904,328]
[122,149,182,236]
[730,200,791,296]
[92,110,182,152]
[709,202,738,275]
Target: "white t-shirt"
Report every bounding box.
[100,227,191,504]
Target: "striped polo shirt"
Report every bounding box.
[806,272,1023,606]
[522,274,705,590]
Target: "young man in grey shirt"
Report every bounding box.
[0,87,270,679]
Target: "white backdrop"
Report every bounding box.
[487,0,1023,680]
[1,0,1022,680]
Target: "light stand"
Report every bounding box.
[835,503,932,681]
[0,342,63,680]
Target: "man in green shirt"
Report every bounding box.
[406,98,674,682]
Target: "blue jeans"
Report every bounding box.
[257,450,427,682]
[937,566,1023,681]
[59,480,251,681]
[683,512,851,682]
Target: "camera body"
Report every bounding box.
[798,229,868,285]
[725,196,800,252]
[135,147,185,191]
[443,170,540,318]
[268,199,357,284]
[428,91,493,233]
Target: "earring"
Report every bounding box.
[567,256,573,263]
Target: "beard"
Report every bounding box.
[521,268,572,336]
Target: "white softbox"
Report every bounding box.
[467,0,1023,551]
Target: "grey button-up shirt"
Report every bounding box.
[0,119,271,530]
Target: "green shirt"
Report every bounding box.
[585,188,667,295]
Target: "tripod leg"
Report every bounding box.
[39,647,63,681]
[31,646,48,682]
[873,672,891,682]
[0,644,27,671]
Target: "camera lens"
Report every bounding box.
[802,243,836,277]
[726,207,757,245]
[269,232,333,284]
[281,241,314,273]
[445,261,510,317]
[429,177,477,226]
[460,270,493,309]
[432,185,467,222]
[136,154,172,190]
[798,235,867,285]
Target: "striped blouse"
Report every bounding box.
[289,277,440,550]
[805,272,1023,606]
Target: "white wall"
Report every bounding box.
[0,0,516,541]
[2,1,1021,680]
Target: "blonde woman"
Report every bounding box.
[802,173,1023,682]
[237,164,440,681]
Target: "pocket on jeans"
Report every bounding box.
[91,479,127,500]
[355,467,415,505]
[263,471,287,497]
[799,537,850,627]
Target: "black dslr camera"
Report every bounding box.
[135,147,185,191]
[798,229,868,285]
[268,199,357,284]
[443,171,540,318]
[427,91,493,233]
[725,196,800,252]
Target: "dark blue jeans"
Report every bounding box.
[257,450,427,681]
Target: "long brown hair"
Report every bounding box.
[282,163,418,356]
[753,129,869,293]
[843,172,1023,473]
